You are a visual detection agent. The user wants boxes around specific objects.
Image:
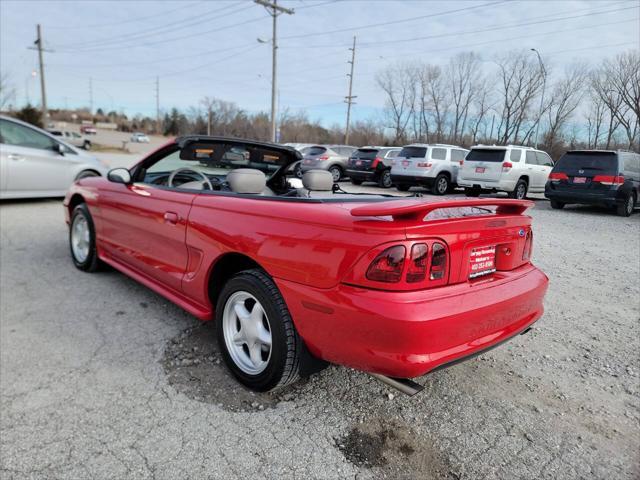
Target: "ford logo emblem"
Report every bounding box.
[518,229,526,237]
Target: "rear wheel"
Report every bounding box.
[294,163,302,179]
[464,187,481,197]
[69,204,102,272]
[350,178,363,185]
[509,179,528,199]
[617,192,635,217]
[550,200,565,210]
[431,174,450,195]
[329,166,342,183]
[378,169,392,188]
[216,269,307,391]
[83,140,92,150]
[396,184,410,192]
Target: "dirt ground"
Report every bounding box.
[0,187,638,479]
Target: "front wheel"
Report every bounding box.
[378,169,392,188]
[431,174,450,195]
[550,200,565,210]
[216,269,307,392]
[329,166,342,183]
[617,192,636,217]
[69,204,102,272]
[509,179,528,200]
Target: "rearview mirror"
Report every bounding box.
[107,168,132,184]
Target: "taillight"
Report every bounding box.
[371,157,383,168]
[318,155,329,161]
[522,230,533,261]
[502,161,513,172]
[549,172,568,182]
[430,243,447,280]
[406,243,428,283]
[459,160,464,166]
[593,175,624,185]
[366,245,405,283]
[416,162,432,168]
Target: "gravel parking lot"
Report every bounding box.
[1,186,638,479]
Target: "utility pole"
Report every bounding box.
[344,36,357,145]
[531,48,547,149]
[89,77,93,115]
[155,76,161,134]
[255,0,294,143]
[33,24,48,122]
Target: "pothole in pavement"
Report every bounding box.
[162,323,289,412]
[335,418,456,478]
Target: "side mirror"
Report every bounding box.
[107,168,132,184]
[54,143,66,155]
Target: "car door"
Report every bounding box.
[98,149,195,293]
[0,118,77,195]
[535,152,554,190]
[524,150,544,190]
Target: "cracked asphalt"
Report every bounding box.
[1,191,638,479]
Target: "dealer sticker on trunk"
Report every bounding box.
[469,246,496,279]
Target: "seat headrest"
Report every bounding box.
[302,170,333,191]
[227,168,266,194]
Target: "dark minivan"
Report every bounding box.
[545,150,640,217]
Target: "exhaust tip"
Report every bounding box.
[370,373,424,396]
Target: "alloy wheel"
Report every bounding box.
[70,214,90,263]
[437,177,448,194]
[222,291,272,375]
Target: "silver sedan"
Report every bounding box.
[0,115,109,199]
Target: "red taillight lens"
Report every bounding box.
[406,243,428,283]
[502,161,513,172]
[522,230,533,261]
[371,157,383,168]
[366,245,405,283]
[593,175,624,185]
[459,160,464,166]
[549,172,568,182]
[318,155,329,161]
[429,243,447,280]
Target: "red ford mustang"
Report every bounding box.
[64,136,548,394]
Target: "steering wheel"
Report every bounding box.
[167,167,213,190]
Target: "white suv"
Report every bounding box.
[390,143,469,195]
[458,145,554,199]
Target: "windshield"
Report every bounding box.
[554,152,618,173]
[399,146,427,158]
[466,149,506,162]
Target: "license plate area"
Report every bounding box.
[475,167,486,173]
[402,160,410,167]
[469,246,496,279]
[573,176,587,184]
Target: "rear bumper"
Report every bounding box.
[545,186,622,206]
[346,169,378,181]
[458,178,516,192]
[301,163,328,172]
[276,264,548,378]
[391,174,436,187]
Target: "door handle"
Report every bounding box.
[163,212,179,225]
[7,154,25,161]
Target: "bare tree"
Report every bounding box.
[494,51,545,144]
[376,64,417,143]
[469,78,493,144]
[447,52,481,143]
[419,64,449,143]
[0,73,15,111]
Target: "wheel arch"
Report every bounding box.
[68,193,86,215]
[75,169,101,180]
[517,175,529,184]
[207,252,267,309]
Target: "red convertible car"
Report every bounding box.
[64,136,548,395]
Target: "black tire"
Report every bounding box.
[216,269,308,392]
[350,178,363,185]
[396,184,410,192]
[378,169,392,188]
[69,203,102,272]
[464,187,481,197]
[550,200,565,210]
[617,192,635,217]
[509,179,528,199]
[329,165,342,183]
[83,141,92,150]
[76,170,99,180]
[294,163,302,179]
[431,173,450,195]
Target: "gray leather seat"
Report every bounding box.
[227,168,273,195]
[301,170,333,197]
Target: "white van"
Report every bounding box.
[458,145,554,199]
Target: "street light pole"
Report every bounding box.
[255,0,294,143]
[531,48,547,149]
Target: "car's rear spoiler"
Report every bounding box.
[350,198,534,221]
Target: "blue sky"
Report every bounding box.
[1,0,638,127]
